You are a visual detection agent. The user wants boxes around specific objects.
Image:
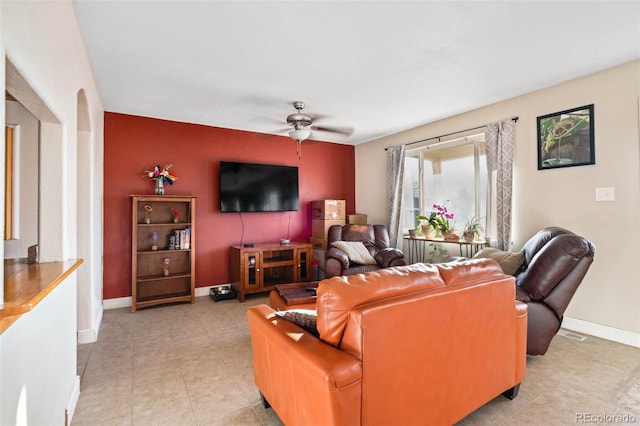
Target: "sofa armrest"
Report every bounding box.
[514,300,528,384]
[375,247,405,268]
[326,247,349,269]
[326,247,350,278]
[247,304,362,426]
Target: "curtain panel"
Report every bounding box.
[386,145,405,249]
[485,119,515,250]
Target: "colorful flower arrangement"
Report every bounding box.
[144,164,177,185]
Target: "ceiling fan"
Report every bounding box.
[281,101,353,158]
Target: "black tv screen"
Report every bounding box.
[219,161,299,212]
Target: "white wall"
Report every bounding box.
[4,100,38,259]
[0,277,79,426]
[1,0,104,423]
[356,61,640,344]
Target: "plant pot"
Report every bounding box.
[463,231,475,242]
[443,230,459,241]
[408,229,416,238]
[422,224,435,239]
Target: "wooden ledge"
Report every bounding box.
[1,258,83,334]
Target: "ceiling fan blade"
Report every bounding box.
[310,125,354,136]
[271,127,292,134]
[306,112,329,122]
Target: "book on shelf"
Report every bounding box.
[173,227,191,250]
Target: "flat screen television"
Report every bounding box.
[219,161,299,212]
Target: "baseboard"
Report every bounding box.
[77,304,103,344]
[103,285,225,310]
[77,328,97,344]
[195,285,217,297]
[563,316,640,348]
[103,296,131,310]
[65,375,81,426]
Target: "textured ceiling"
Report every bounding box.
[73,1,640,145]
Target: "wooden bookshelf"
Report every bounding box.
[131,195,195,311]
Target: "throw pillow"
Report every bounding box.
[331,241,377,265]
[473,247,525,276]
[273,309,319,336]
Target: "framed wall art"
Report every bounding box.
[537,104,595,170]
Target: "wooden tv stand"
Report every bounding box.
[229,242,312,302]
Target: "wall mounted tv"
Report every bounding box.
[219,161,300,212]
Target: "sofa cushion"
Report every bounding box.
[331,241,377,265]
[273,309,319,336]
[316,263,445,347]
[473,247,525,276]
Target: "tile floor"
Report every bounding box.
[73,295,640,425]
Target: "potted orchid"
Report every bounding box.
[425,203,457,240]
[415,212,436,239]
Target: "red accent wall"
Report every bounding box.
[103,113,355,299]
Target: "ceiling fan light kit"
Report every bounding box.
[289,128,310,142]
[283,101,353,159]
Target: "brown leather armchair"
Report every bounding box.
[325,224,405,278]
[515,227,595,355]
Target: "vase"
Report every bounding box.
[155,178,164,195]
[421,224,435,239]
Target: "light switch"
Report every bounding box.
[595,187,615,201]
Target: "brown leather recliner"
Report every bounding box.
[515,227,595,355]
[325,224,405,278]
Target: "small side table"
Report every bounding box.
[404,236,487,263]
[270,282,319,311]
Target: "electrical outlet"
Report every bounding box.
[595,187,615,201]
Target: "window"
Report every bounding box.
[402,134,487,234]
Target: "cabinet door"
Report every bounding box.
[242,251,263,290]
[295,247,312,282]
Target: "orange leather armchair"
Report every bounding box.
[248,259,527,426]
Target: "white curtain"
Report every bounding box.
[485,120,515,250]
[386,145,405,249]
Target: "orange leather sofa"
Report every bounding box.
[248,258,527,426]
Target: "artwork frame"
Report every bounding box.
[537,104,595,170]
